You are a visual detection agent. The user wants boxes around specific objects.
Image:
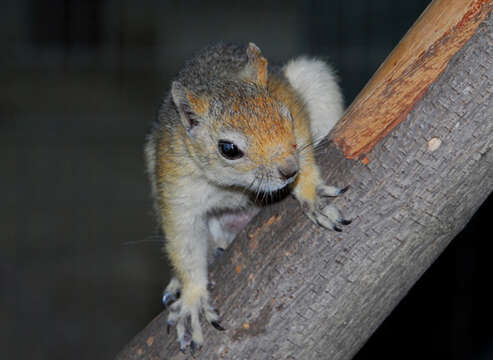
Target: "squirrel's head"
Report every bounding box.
[171,43,299,195]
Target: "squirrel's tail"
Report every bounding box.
[283,57,344,145]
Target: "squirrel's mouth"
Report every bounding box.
[258,182,284,193]
[254,175,296,193]
[250,183,291,205]
[248,172,298,205]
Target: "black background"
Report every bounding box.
[2,0,492,359]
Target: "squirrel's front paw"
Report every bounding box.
[301,184,351,232]
[167,287,224,354]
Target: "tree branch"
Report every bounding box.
[116,3,493,359]
[332,0,492,160]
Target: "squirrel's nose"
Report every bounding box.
[278,157,299,182]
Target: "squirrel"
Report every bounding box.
[144,42,350,353]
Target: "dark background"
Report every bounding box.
[2,0,492,359]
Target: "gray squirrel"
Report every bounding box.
[144,42,350,353]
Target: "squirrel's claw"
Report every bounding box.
[162,290,180,309]
[190,340,201,356]
[162,277,182,309]
[211,320,225,331]
[338,218,352,226]
[316,184,350,197]
[340,185,350,194]
[179,338,190,354]
[214,247,226,258]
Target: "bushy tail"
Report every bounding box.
[283,57,344,145]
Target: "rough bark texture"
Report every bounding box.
[116,13,493,360]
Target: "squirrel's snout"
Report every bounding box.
[278,157,299,182]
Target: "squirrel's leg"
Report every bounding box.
[292,160,350,231]
[292,119,351,231]
[278,56,349,230]
[163,216,233,310]
[164,215,223,352]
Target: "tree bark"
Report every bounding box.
[116,7,493,360]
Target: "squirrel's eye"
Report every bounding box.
[218,140,244,160]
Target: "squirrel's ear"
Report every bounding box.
[171,81,209,135]
[240,42,268,87]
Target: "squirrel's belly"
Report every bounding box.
[218,208,260,233]
[208,207,260,250]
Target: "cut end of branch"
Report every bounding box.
[332,0,493,161]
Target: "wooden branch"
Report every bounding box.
[331,0,493,162]
[116,4,493,360]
